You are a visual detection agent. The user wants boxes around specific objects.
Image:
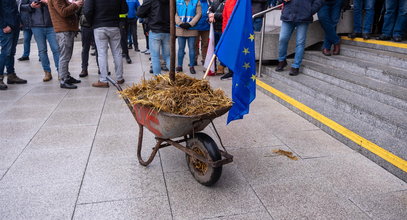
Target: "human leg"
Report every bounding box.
[56,32,75,82]
[353,0,363,33]
[161,33,171,71]
[149,31,162,75]
[177,37,187,67]
[393,0,407,38]
[46,27,60,72]
[32,27,51,73]
[187,37,196,66]
[108,27,124,81]
[22,29,32,58]
[278,21,295,62]
[94,28,110,83]
[363,0,377,34]
[292,22,309,69]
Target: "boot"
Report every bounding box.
[216,65,225,75]
[43,71,52,82]
[0,75,8,90]
[333,43,341,55]
[79,69,88,78]
[7,73,27,84]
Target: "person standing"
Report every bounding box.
[84,0,128,87]
[377,0,407,42]
[208,0,226,74]
[348,0,376,40]
[25,0,60,82]
[275,0,324,76]
[252,0,268,32]
[0,0,28,90]
[194,0,210,67]
[137,0,170,76]
[18,0,33,61]
[126,0,141,52]
[48,0,83,89]
[119,11,132,64]
[318,0,343,56]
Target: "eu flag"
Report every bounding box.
[215,0,256,124]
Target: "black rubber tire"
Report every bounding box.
[186,132,223,186]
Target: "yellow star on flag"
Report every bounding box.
[248,34,254,42]
[243,62,250,70]
[251,74,256,81]
[242,48,250,55]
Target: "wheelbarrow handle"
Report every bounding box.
[106,76,123,92]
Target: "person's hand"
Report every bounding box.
[179,23,191,29]
[3,26,12,33]
[208,13,215,23]
[74,0,83,7]
[31,1,41,8]
[41,0,48,4]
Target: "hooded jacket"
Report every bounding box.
[19,0,32,29]
[280,0,324,23]
[136,0,170,33]
[0,0,20,30]
[83,0,128,29]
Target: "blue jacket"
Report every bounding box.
[194,0,209,31]
[176,0,199,28]
[280,0,324,23]
[126,0,140,19]
[0,0,20,30]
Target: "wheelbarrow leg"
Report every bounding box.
[137,124,162,166]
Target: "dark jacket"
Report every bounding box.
[136,0,170,33]
[0,0,20,30]
[83,0,128,29]
[252,0,268,15]
[280,0,324,23]
[208,0,225,32]
[25,0,54,27]
[19,0,32,29]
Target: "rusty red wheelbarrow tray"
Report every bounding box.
[107,77,233,186]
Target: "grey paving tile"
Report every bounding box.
[0,139,27,170]
[78,157,166,204]
[56,96,105,111]
[159,146,190,173]
[165,166,266,220]
[0,147,89,187]
[0,118,43,141]
[204,211,272,220]
[102,98,132,114]
[0,105,54,121]
[28,85,68,95]
[0,182,78,220]
[64,87,108,98]
[305,153,407,198]
[0,89,29,101]
[0,169,6,178]
[253,176,370,220]
[276,129,355,158]
[44,109,101,127]
[28,125,97,150]
[350,190,407,220]
[96,112,138,135]
[14,93,65,107]
[74,196,172,220]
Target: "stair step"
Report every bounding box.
[304,51,407,88]
[340,44,407,69]
[301,59,407,111]
[341,37,407,55]
[258,73,407,181]
[264,65,407,141]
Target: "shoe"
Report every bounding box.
[220,72,233,80]
[65,75,81,84]
[0,75,8,90]
[122,54,126,58]
[333,43,341,55]
[128,44,133,49]
[176,66,183,72]
[348,33,362,39]
[92,81,109,88]
[362,33,370,40]
[149,68,153,74]
[125,55,132,64]
[79,69,88,78]
[90,51,96,56]
[134,47,140,52]
[141,49,147,53]
[117,79,125,84]
[289,67,299,76]
[216,65,225,74]
[7,73,27,84]
[275,60,287,72]
[144,50,150,55]
[190,66,196,74]
[376,35,391,40]
[393,36,402,42]
[43,71,53,82]
[161,66,169,71]
[98,71,111,75]
[18,56,29,61]
[60,81,77,89]
[322,48,331,56]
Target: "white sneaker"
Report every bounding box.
[144,49,150,55]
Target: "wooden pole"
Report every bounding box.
[202,54,216,80]
[169,0,176,82]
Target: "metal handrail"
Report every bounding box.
[252,4,283,78]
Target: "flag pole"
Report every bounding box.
[203,54,216,80]
[169,0,176,82]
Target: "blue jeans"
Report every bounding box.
[318,0,342,50]
[353,0,376,33]
[278,21,309,69]
[31,27,60,73]
[22,29,33,57]
[0,29,19,75]
[253,17,263,32]
[149,31,170,75]
[382,0,407,37]
[177,36,196,67]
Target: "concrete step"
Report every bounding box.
[264,65,407,142]
[303,51,407,88]
[340,44,407,69]
[341,37,407,55]
[301,59,407,111]
[258,71,407,181]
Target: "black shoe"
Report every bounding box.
[289,67,299,76]
[18,56,29,61]
[393,36,402,42]
[128,44,133,49]
[190,66,196,74]
[90,51,96,56]
[376,35,391,40]
[66,76,81,84]
[175,66,183,72]
[348,33,362,39]
[275,60,287,72]
[220,72,233,80]
[161,66,169,71]
[79,70,88,78]
[362,33,370,40]
[134,47,140,52]
[60,81,77,89]
[125,55,132,64]
[149,68,153,74]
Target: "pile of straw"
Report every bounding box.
[119,73,232,116]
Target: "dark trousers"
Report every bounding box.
[142,22,149,49]
[0,29,19,75]
[119,19,129,56]
[128,18,139,49]
[81,27,98,70]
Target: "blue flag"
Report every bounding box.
[215,0,256,124]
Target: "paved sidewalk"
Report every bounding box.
[0,39,406,220]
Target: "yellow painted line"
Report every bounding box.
[341,36,407,49]
[256,79,407,172]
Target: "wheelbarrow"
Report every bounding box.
[107,76,233,186]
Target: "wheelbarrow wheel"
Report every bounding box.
[186,132,222,186]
